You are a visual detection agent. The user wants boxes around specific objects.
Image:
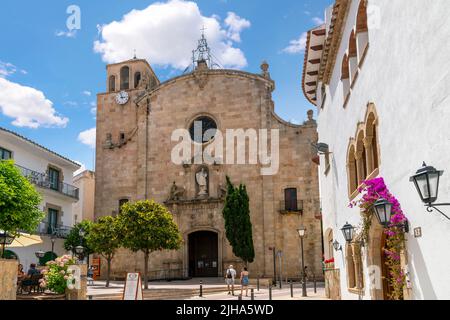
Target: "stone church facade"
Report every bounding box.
[94,53,322,280]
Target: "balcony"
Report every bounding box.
[16,164,79,200]
[37,222,73,239]
[279,200,304,215]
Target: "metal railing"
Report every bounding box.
[16,164,79,199]
[37,222,72,239]
[279,200,304,214]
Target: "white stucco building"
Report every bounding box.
[301,0,450,299]
[0,127,81,270]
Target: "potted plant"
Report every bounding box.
[40,255,76,299]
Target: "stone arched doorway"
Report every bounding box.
[367,214,403,300]
[188,231,219,277]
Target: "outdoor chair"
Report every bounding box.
[20,274,44,294]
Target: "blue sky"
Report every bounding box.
[0,0,332,172]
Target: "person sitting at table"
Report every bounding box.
[17,264,25,278]
[26,263,40,277]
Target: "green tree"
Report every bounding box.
[64,220,94,258]
[117,200,182,289]
[86,216,122,287]
[0,160,44,253]
[222,176,255,265]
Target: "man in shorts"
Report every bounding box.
[225,265,237,295]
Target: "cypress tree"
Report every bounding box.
[222,176,255,265]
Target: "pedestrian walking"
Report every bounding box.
[225,265,236,296]
[240,267,250,297]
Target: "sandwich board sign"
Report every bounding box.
[122,273,143,300]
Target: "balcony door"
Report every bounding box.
[284,188,298,211]
[48,168,60,191]
[48,208,59,235]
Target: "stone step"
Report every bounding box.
[90,286,239,300]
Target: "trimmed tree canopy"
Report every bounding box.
[222,176,255,264]
[86,216,121,259]
[116,200,182,289]
[0,160,44,235]
[117,200,182,253]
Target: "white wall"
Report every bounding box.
[317,0,450,300]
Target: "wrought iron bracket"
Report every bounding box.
[426,204,450,220]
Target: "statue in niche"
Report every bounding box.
[168,181,185,201]
[196,167,209,197]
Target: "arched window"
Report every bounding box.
[348,31,358,82]
[134,72,141,89]
[120,66,130,90]
[365,111,380,173]
[325,229,334,261]
[347,242,364,291]
[346,244,356,289]
[109,75,116,92]
[356,130,367,182]
[341,54,350,102]
[356,0,369,64]
[347,144,358,195]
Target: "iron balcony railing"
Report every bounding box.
[16,164,79,199]
[37,222,73,239]
[280,200,304,214]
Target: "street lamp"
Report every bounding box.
[341,222,355,243]
[75,245,85,264]
[297,226,307,297]
[332,240,342,252]
[35,250,45,265]
[373,198,393,228]
[410,162,450,220]
[0,231,15,259]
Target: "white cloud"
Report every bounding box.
[94,0,249,69]
[0,77,69,128]
[312,17,325,25]
[55,30,77,38]
[282,32,308,54]
[63,101,78,107]
[82,90,92,96]
[78,128,96,148]
[0,61,17,78]
[224,12,251,43]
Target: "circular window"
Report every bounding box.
[189,116,217,144]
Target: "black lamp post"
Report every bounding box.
[51,237,56,256]
[341,222,355,243]
[0,231,15,259]
[410,162,450,220]
[297,227,307,297]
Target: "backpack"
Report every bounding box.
[226,269,233,279]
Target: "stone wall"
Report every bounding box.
[0,259,18,300]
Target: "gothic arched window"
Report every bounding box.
[109,75,116,92]
[356,0,369,64]
[134,72,141,89]
[120,66,130,90]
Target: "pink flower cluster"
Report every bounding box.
[350,177,408,229]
